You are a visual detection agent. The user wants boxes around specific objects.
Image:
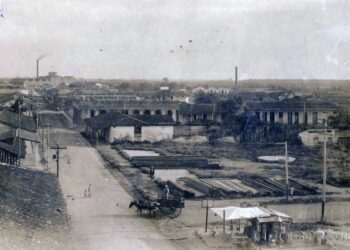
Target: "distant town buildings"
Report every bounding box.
[246,99,338,127]
[192,86,232,95]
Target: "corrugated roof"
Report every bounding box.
[85,112,175,129]
[0,110,37,132]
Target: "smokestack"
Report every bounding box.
[235,66,238,88]
[36,59,39,81]
[36,54,47,81]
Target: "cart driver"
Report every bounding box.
[164,184,170,199]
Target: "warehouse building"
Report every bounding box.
[84,112,175,143]
[246,100,338,127]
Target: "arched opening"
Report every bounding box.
[90,110,95,117]
[133,110,140,115]
[155,110,162,115]
[167,110,173,116]
[99,110,106,115]
[144,110,151,115]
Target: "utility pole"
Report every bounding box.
[321,120,328,223]
[285,141,289,201]
[46,125,51,171]
[276,141,289,200]
[50,144,67,178]
[201,199,213,233]
[17,96,21,167]
[223,210,226,236]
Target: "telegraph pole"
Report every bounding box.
[276,141,289,200]
[321,120,328,223]
[46,125,51,171]
[201,199,213,232]
[50,144,67,178]
[285,141,289,201]
[17,96,21,167]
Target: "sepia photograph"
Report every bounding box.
[0,0,350,249]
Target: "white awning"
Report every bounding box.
[211,206,291,221]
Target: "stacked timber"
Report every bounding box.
[179,178,259,198]
[176,176,318,199]
[131,155,220,169]
[182,178,224,197]
[166,180,196,199]
[176,179,205,198]
[202,179,258,196]
[240,177,284,195]
[286,178,318,195]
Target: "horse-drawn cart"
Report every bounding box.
[129,194,184,219]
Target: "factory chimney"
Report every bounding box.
[235,66,238,88]
[36,59,39,81]
[36,55,46,81]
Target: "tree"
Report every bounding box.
[162,77,169,84]
[329,111,350,130]
[119,82,130,90]
[194,93,219,104]
[10,97,24,113]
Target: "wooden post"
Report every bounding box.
[223,210,226,236]
[285,141,289,200]
[205,202,209,233]
[321,121,327,223]
[50,144,67,178]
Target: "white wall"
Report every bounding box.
[299,129,337,147]
[141,126,173,142]
[108,126,134,143]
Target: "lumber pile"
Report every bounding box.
[131,155,220,169]
[176,176,318,199]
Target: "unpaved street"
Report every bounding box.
[48,130,178,250]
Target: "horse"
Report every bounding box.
[129,199,157,217]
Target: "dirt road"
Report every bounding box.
[48,130,179,250]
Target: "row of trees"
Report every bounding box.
[329,111,350,130]
[194,92,350,143]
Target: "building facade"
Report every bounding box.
[84,112,175,143]
[72,100,224,126]
[247,100,338,127]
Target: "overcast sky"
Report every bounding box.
[0,0,350,80]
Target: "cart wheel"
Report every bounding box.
[160,207,182,219]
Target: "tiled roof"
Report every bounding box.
[85,112,175,129]
[179,103,224,115]
[246,100,339,112]
[0,129,40,143]
[0,110,37,132]
[74,100,179,109]
[0,141,25,157]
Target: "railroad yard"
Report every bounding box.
[1,105,350,249]
[109,140,337,200]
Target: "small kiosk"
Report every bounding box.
[211,206,292,245]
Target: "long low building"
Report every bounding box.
[84,112,176,143]
[246,99,339,127]
[71,100,224,126]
